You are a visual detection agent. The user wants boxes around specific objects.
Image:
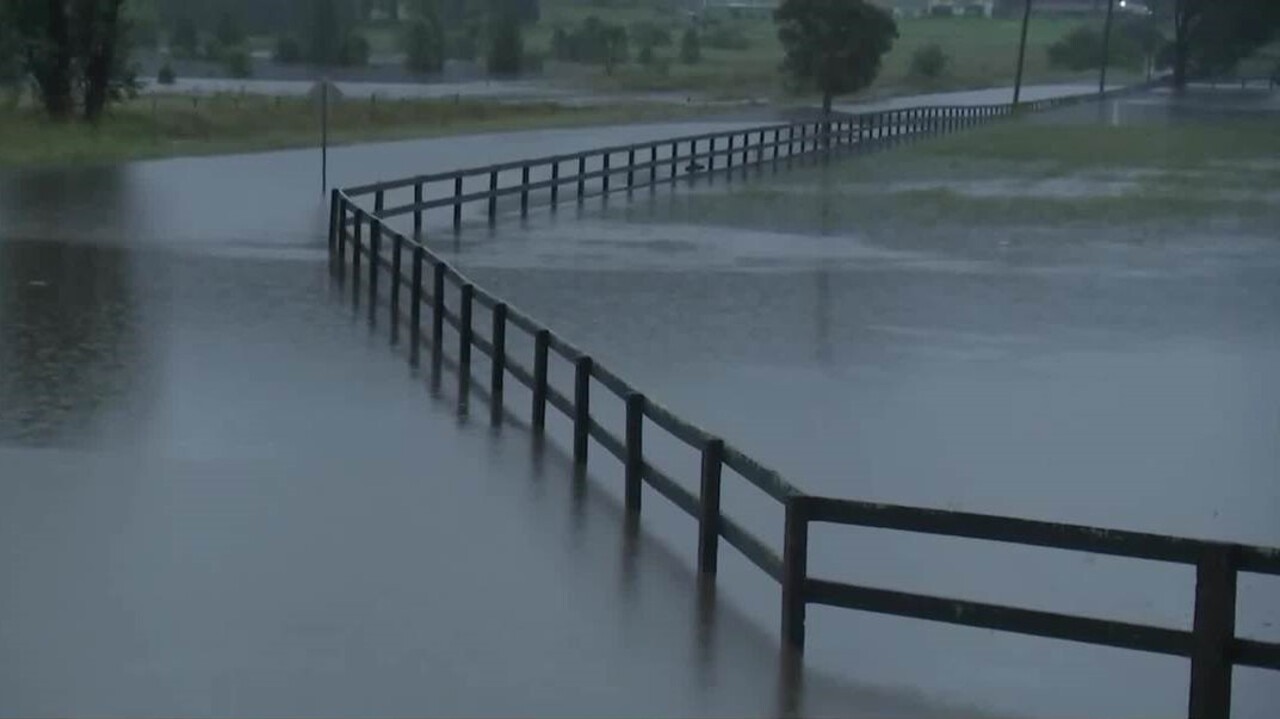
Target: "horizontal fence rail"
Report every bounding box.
[327,80,1276,719]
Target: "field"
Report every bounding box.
[0,94,706,167]
[609,116,1280,239]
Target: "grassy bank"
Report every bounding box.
[612,117,1280,237]
[0,94,709,167]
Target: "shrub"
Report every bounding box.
[679,27,701,64]
[909,42,948,79]
[631,21,672,48]
[638,41,655,66]
[215,11,244,49]
[1048,25,1103,71]
[449,29,479,61]
[275,34,303,64]
[223,48,253,78]
[157,61,176,85]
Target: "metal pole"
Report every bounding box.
[1099,0,1117,96]
[1013,0,1034,106]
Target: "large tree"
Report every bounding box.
[1156,0,1280,89]
[774,0,898,115]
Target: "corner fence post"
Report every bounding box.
[374,190,385,217]
[413,182,423,238]
[532,329,549,434]
[627,148,635,190]
[670,141,678,180]
[698,438,724,577]
[573,356,592,465]
[453,176,463,232]
[781,496,810,653]
[1189,545,1239,719]
[487,170,498,225]
[431,261,445,379]
[550,161,560,207]
[708,136,716,175]
[602,152,611,194]
[390,233,402,343]
[624,393,644,515]
[351,211,363,298]
[409,246,423,366]
[368,220,380,317]
[649,145,658,187]
[520,165,530,217]
[726,134,734,172]
[577,156,586,201]
[328,189,340,257]
[335,197,348,272]
[458,283,474,413]
[490,303,507,426]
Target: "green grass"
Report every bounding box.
[0,94,711,167]
[613,117,1280,236]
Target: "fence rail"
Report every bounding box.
[328,81,1277,719]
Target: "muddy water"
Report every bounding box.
[0,121,1007,718]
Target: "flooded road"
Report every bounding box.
[2,95,1276,717]
[0,118,1012,718]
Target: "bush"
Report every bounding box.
[404,18,446,73]
[909,43,948,79]
[223,48,253,78]
[449,29,479,61]
[704,24,749,51]
[275,34,303,64]
[171,18,199,59]
[679,27,701,64]
[638,42,655,66]
[342,32,371,67]
[215,11,244,49]
[157,61,176,85]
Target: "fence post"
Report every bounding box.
[627,147,635,190]
[573,356,592,465]
[335,197,348,272]
[671,141,679,180]
[708,136,716,174]
[520,165,530,217]
[490,303,507,426]
[390,233,402,343]
[368,220,380,315]
[577,156,586,201]
[487,170,498,225]
[375,190,385,217]
[351,211,363,295]
[328,189,340,257]
[698,438,724,577]
[788,125,795,157]
[453,176,463,232]
[649,145,658,187]
[431,261,445,378]
[413,182,423,238]
[625,393,644,515]
[550,160,560,207]
[603,152,611,194]
[458,283,473,411]
[726,134,734,172]
[410,246,423,366]
[1188,545,1239,719]
[781,496,810,653]
[532,329,549,434]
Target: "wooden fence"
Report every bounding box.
[327,83,1277,719]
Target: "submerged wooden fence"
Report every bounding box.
[329,84,1277,719]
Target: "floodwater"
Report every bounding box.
[2,91,1276,718]
[433,91,1280,718]
[0,118,1005,718]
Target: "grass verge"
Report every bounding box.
[0,94,712,168]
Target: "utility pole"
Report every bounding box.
[321,77,329,195]
[1013,0,1034,105]
[1099,0,1116,95]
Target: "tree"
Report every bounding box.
[909,42,947,79]
[602,25,627,74]
[215,10,244,49]
[679,27,701,64]
[1152,0,1280,89]
[775,0,898,115]
[404,1,446,73]
[487,11,523,75]
[171,16,199,58]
